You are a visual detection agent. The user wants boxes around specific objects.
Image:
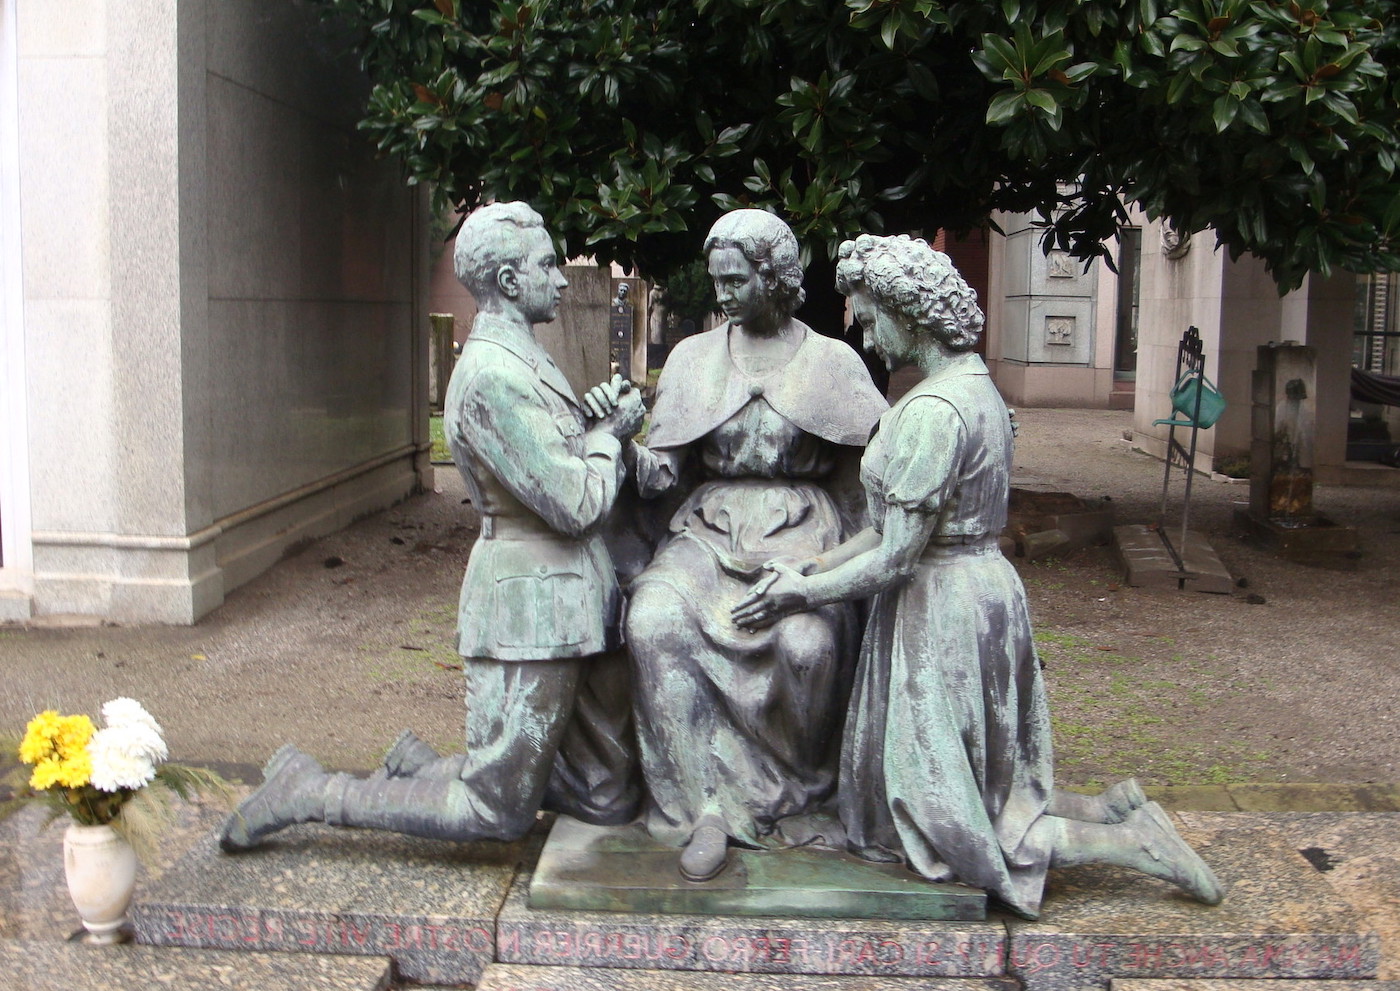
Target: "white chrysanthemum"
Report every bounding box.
[102,697,163,736]
[88,727,158,791]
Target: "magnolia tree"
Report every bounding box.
[310,0,1400,298]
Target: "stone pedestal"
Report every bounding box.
[529,817,985,921]
[132,826,524,986]
[1002,821,1377,990]
[130,814,1382,990]
[0,940,391,991]
[475,964,1018,990]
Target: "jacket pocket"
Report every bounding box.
[493,570,588,649]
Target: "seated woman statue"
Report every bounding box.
[732,234,1222,919]
[617,210,888,882]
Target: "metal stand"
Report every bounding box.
[1154,326,1208,574]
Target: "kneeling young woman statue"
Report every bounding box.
[733,234,1222,920]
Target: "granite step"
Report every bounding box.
[133,825,528,987]
[1112,981,1400,989]
[475,964,1019,990]
[0,939,391,990]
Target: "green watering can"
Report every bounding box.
[1154,370,1226,429]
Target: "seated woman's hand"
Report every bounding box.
[731,562,810,631]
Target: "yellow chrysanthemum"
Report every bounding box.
[29,758,63,790]
[54,715,95,761]
[55,750,93,788]
[19,709,62,764]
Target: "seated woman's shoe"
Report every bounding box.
[679,818,730,882]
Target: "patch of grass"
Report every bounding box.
[1034,630,1093,651]
[358,604,461,683]
[1213,453,1250,478]
[1040,623,1275,787]
[429,416,452,464]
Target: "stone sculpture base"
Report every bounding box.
[528,817,986,921]
[1234,508,1360,567]
[475,965,1020,989]
[132,826,526,986]
[131,814,1382,990]
[0,940,392,991]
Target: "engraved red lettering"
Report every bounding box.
[622,933,644,959]
[1331,944,1363,966]
[533,931,553,955]
[295,919,319,947]
[1178,944,1226,968]
[1126,943,1165,969]
[1071,942,1114,968]
[583,931,604,957]
[1013,942,1062,974]
[340,920,368,947]
[498,928,520,956]
[701,935,730,961]
[769,937,791,964]
[664,934,690,960]
[165,911,187,939]
[879,940,905,964]
[467,926,493,952]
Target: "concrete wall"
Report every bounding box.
[984,211,1122,408]
[10,0,427,622]
[1132,220,1355,477]
[0,0,34,618]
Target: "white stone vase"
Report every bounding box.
[63,822,137,944]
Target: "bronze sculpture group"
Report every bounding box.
[221,204,1222,920]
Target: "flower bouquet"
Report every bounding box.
[11,698,228,942]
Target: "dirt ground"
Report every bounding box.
[1012,408,1400,789]
[1,407,1397,790]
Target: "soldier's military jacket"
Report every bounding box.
[445,313,625,661]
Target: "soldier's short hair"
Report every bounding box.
[454,202,548,298]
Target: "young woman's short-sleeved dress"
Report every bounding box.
[838,363,1056,919]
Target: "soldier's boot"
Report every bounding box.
[380,730,441,778]
[322,775,519,842]
[219,746,331,852]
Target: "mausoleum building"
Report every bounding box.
[0,1,430,623]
